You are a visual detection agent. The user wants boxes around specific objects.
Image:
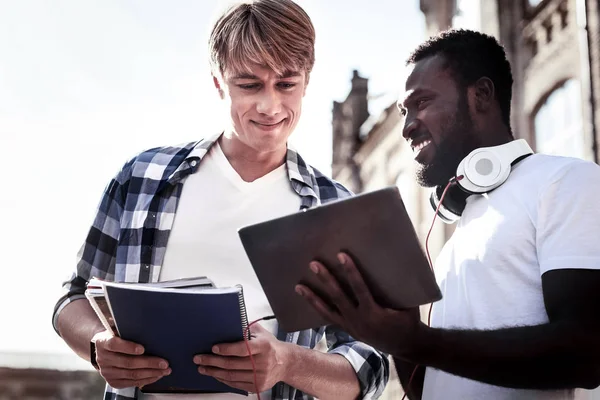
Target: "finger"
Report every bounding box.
[198,366,255,384]
[212,339,263,357]
[309,261,356,315]
[101,366,171,382]
[213,378,257,393]
[97,351,169,370]
[338,253,376,307]
[193,355,253,371]
[249,322,267,335]
[295,284,343,326]
[101,336,145,355]
[110,375,166,390]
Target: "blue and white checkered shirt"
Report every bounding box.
[52,133,389,400]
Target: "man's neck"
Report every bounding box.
[478,124,514,148]
[218,134,287,183]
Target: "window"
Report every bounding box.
[533,79,585,158]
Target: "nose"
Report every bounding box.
[256,87,282,116]
[402,115,418,140]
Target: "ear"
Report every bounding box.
[472,77,495,113]
[212,75,225,100]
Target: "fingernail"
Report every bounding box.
[295,285,305,296]
[337,253,346,265]
[135,346,144,354]
[159,361,168,369]
[310,262,319,274]
[198,367,206,374]
[193,356,202,364]
[212,346,219,354]
[164,368,172,375]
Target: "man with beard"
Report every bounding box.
[296,29,600,399]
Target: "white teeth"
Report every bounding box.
[414,140,431,152]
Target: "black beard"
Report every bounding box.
[416,139,466,187]
[416,97,475,187]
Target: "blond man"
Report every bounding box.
[52,1,389,399]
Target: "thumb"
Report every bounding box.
[250,322,266,333]
[250,321,273,337]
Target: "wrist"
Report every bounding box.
[402,322,435,363]
[275,341,293,382]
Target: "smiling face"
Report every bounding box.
[214,63,307,156]
[398,55,479,187]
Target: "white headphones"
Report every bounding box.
[430,139,534,223]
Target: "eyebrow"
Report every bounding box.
[231,71,302,80]
[278,71,302,79]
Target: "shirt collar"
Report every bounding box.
[177,132,320,206]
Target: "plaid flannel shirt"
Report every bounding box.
[52,133,389,400]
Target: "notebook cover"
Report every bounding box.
[103,284,248,395]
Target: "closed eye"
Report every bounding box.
[238,83,260,90]
[277,82,296,90]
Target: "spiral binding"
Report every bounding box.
[236,285,250,340]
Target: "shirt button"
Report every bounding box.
[190,160,197,167]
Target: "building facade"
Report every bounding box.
[0,368,104,400]
[0,351,105,400]
[492,0,600,163]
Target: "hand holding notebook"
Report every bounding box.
[193,321,285,394]
[86,279,250,395]
[89,329,172,389]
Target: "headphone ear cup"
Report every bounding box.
[430,184,470,223]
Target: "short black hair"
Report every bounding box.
[407,29,513,130]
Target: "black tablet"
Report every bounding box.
[238,186,442,333]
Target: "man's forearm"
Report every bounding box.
[280,343,361,400]
[56,299,106,361]
[405,321,600,390]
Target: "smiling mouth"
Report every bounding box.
[252,119,285,128]
[411,139,432,152]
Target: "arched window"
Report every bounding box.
[533,79,584,158]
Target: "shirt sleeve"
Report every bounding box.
[325,325,390,399]
[51,159,133,334]
[536,160,600,275]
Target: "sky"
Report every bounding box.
[0,0,438,366]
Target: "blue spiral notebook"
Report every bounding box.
[103,282,249,395]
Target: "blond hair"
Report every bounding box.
[209,0,316,78]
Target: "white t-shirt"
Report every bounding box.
[422,154,600,400]
[142,142,301,400]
